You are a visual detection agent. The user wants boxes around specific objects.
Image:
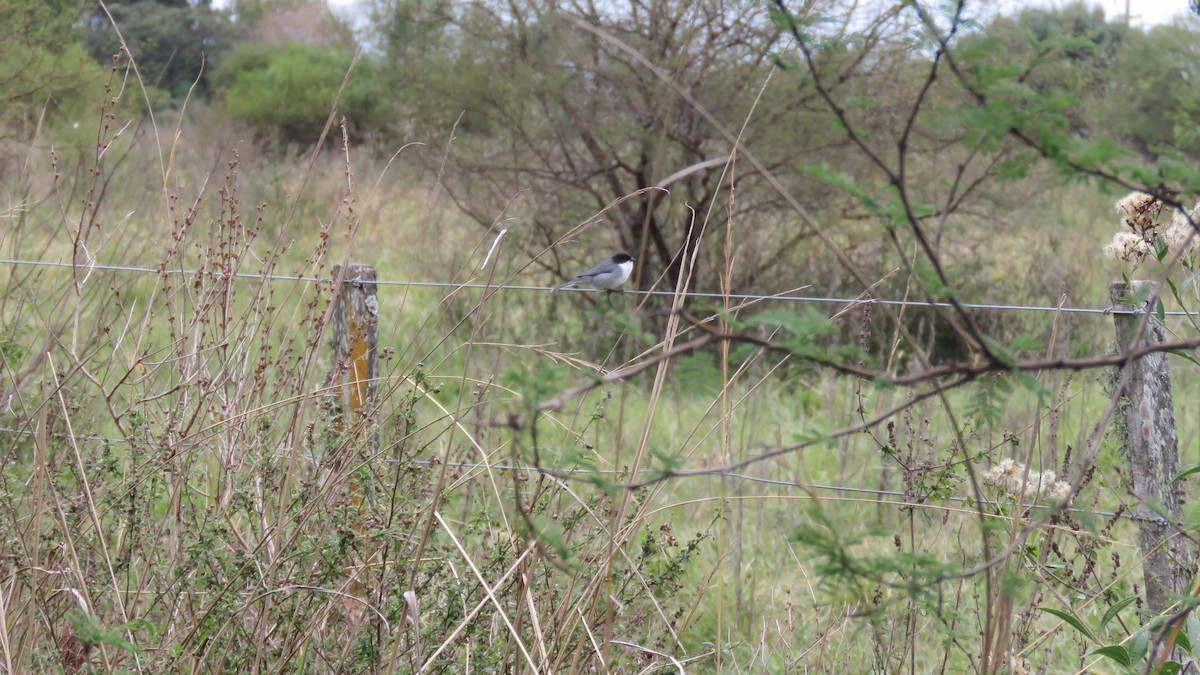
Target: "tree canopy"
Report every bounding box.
[82,0,234,99]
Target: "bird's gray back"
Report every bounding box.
[579,259,616,278]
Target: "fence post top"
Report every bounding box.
[1108,280,1159,314]
[331,263,378,292]
[1108,279,1154,295]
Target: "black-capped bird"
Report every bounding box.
[553,252,635,292]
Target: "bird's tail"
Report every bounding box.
[551,279,579,293]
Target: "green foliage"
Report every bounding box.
[68,611,142,654]
[526,513,573,562]
[791,504,958,607]
[673,354,722,397]
[1174,462,1200,484]
[1039,605,1098,642]
[965,374,1012,427]
[965,2,1200,161]
[0,0,110,136]
[370,0,455,60]
[1038,605,1200,673]
[610,311,657,348]
[501,359,569,403]
[0,325,25,367]
[1089,644,1132,668]
[216,43,388,143]
[82,0,234,99]
[1103,21,1200,158]
[638,523,708,596]
[747,307,839,343]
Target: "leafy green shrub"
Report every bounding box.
[216,42,389,143]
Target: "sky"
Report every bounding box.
[1022,0,1193,25]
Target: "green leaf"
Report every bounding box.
[1100,595,1137,631]
[1133,283,1153,304]
[1145,499,1173,522]
[748,307,836,338]
[1072,137,1130,167]
[1088,645,1131,667]
[1165,278,1200,333]
[872,377,897,391]
[1013,370,1051,397]
[1183,271,1199,292]
[612,313,657,347]
[982,336,1016,367]
[68,612,141,654]
[1159,661,1182,675]
[648,445,684,472]
[792,428,837,448]
[966,374,1013,427]
[1129,624,1151,662]
[1183,499,1200,532]
[1169,349,1200,368]
[1172,463,1200,484]
[1039,606,1097,642]
[1010,333,1044,353]
[527,514,573,563]
[1155,236,1170,262]
[674,355,722,397]
[1176,628,1192,655]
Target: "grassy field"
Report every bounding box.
[1,81,1199,674]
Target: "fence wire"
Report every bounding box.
[2,256,1190,316]
[0,255,1181,528]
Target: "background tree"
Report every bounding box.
[232,0,358,48]
[0,0,103,140]
[354,0,1200,362]
[82,0,233,99]
[214,42,387,143]
[974,2,1200,160]
[368,0,936,295]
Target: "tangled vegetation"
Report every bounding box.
[2,0,1200,672]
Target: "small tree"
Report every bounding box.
[370,0,928,292]
[216,42,388,144]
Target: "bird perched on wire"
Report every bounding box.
[552,252,635,293]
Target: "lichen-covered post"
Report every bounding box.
[331,263,379,441]
[1110,280,1186,613]
[330,263,379,613]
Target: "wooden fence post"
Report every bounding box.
[1110,280,1186,614]
[329,263,379,614]
[331,263,379,445]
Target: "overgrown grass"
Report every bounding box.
[1,53,1198,674]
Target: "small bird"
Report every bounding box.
[553,252,635,293]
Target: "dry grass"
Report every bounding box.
[0,49,1197,675]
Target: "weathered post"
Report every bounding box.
[330,263,379,612]
[1110,280,1186,614]
[331,263,379,441]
